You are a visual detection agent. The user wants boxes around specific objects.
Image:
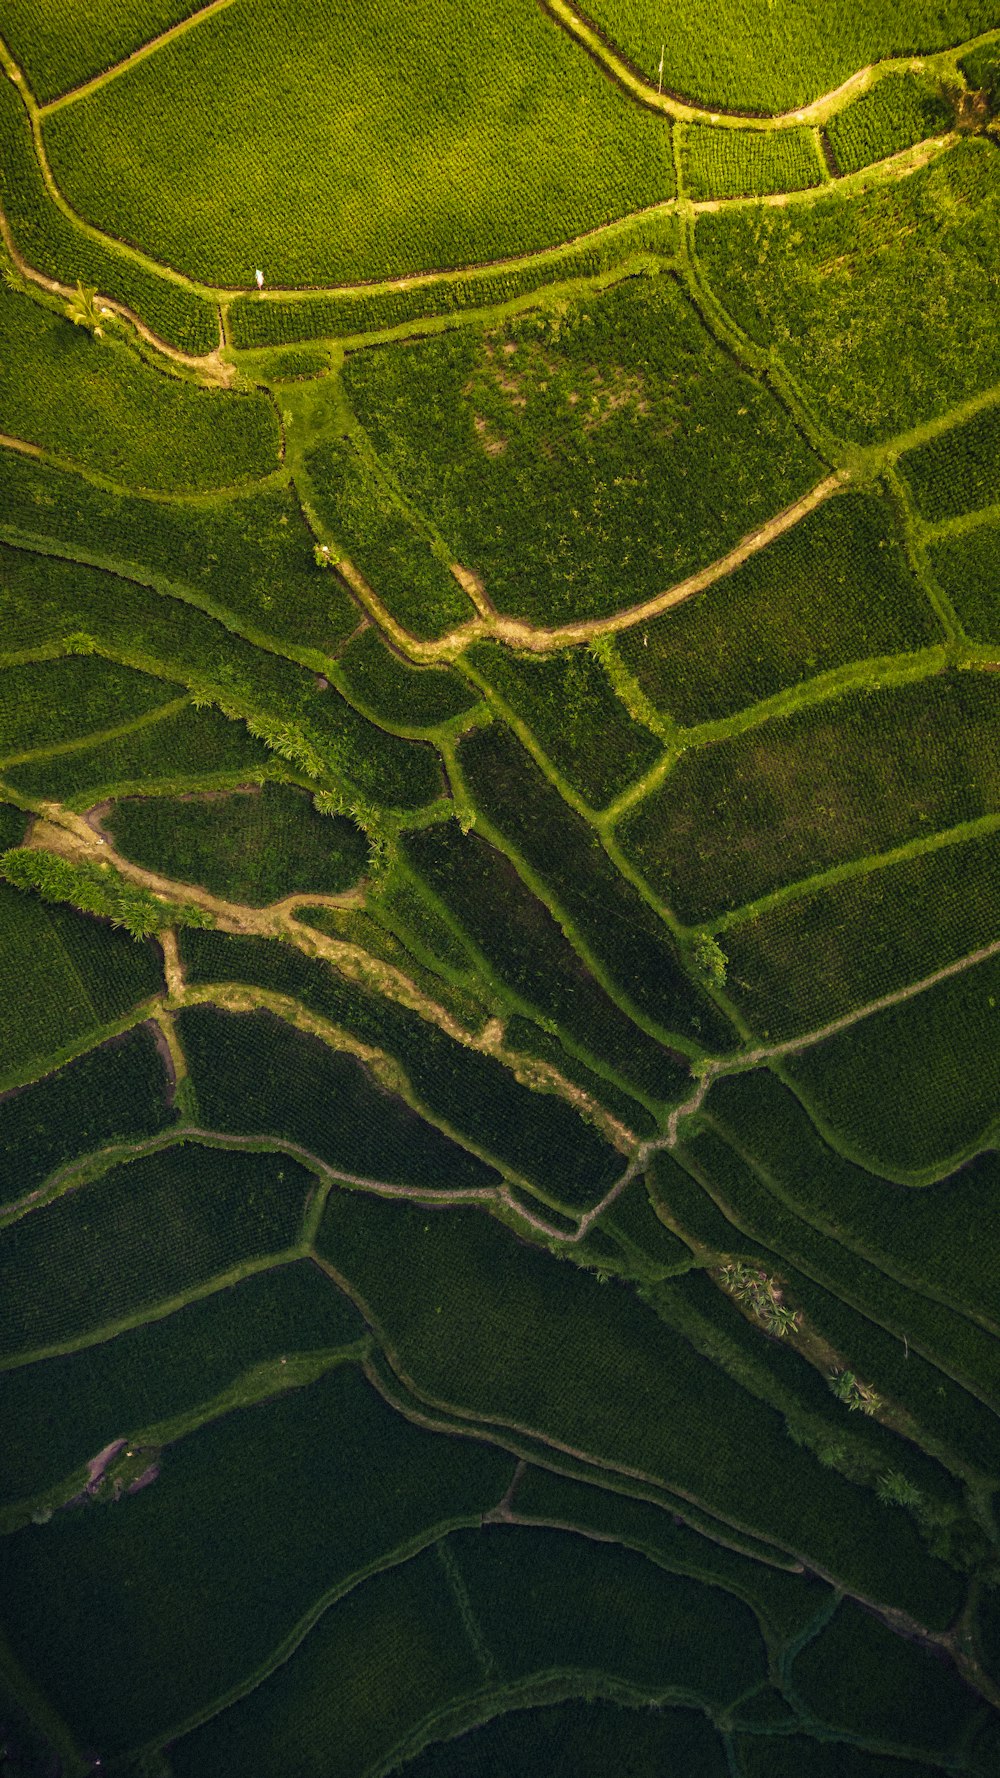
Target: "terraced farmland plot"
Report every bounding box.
[613,488,941,727]
[41,0,675,288]
[0,449,362,658]
[902,401,1000,522]
[105,782,368,905]
[4,0,1000,1768]
[698,142,1000,446]
[0,276,277,491]
[826,72,954,174]
[619,670,1000,922]
[342,274,822,627]
[582,0,997,111]
[929,517,1000,642]
[720,826,1000,1038]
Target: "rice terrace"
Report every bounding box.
[2,0,1000,1771]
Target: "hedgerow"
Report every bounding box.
[177,1004,502,1193]
[826,73,953,175]
[343,274,822,626]
[0,1023,173,1212]
[900,401,1000,522]
[617,669,1000,923]
[683,124,820,199]
[613,490,939,727]
[0,1260,364,1510]
[456,724,735,1049]
[43,0,676,288]
[227,213,678,349]
[696,141,1000,445]
[0,80,218,354]
[0,1146,315,1359]
[582,0,997,112]
[178,928,622,1211]
[0,449,362,660]
[784,948,1000,1177]
[722,826,1000,1040]
[0,272,277,492]
[106,783,368,906]
[0,1368,509,1756]
[465,641,663,809]
[400,821,685,1106]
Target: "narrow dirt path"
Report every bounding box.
[727,935,1000,1071]
[16,801,636,1151]
[545,1,995,131]
[0,194,228,377]
[335,472,849,665]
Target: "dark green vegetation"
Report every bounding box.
[0,877,163,1077]
[2,1,1000,1772]
[619,670,1000,922]
[105,783,369,905]
[613,490,940,727]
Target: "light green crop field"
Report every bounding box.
[1,0,1000,1774]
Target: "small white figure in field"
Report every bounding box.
[255,268,265,289]
[657,43,664,95]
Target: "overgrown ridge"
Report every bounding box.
[2,3,1000,1776]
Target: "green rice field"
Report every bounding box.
[1,0,999,1771]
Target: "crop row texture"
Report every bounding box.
[227,214,679,349]
[582,0,997,112]
[825,72,953,176]
[683,124,821,199]
[105,782,368,907]
[0,1144,316,1360]
[0,1023,173,1211]
[0,1365,509,1753]
[697,141,1000,446]
[178,930,622,1211]
[42,0,676,288]
[722,825,1000,1040]
[342,275,822,628]
[0,271,276,492]
[618,669,1000,923]
[456,722,735,1050]
[0,1260,364,1508]
[614,490,940,728]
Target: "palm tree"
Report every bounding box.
[65,281,106,336]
